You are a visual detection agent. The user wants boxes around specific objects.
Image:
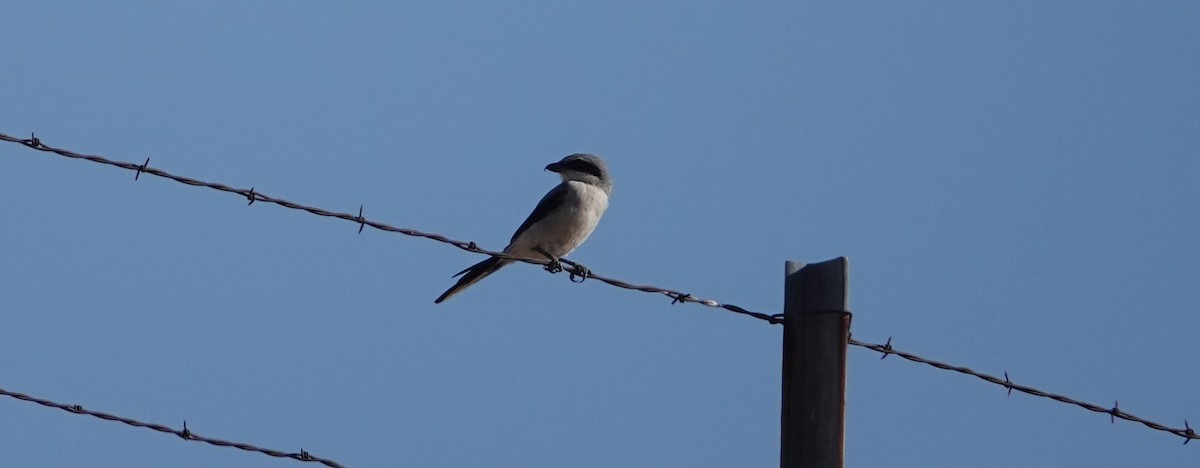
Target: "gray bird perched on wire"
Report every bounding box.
[435,153,613,303]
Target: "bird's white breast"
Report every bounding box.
[506,181,609,260]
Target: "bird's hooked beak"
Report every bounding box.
[545,161,564,173]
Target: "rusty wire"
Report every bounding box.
[0,132,782,325]
[849,336,1198,444]
[0,385,345,467]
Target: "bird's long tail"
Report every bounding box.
[434,257,511,303]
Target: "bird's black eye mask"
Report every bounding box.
[562,159,604,179]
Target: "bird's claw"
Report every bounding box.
[569,264,589,283]
[544,258,564,274]
[535,247,564,273]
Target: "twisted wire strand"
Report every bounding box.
[0,386,345,467]
[0,132,781,325]
[849,337,1198,444]
[3,131,1194,447]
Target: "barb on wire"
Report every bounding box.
[0,131,780,325]
[0,385,345,467]
[849,336,1199,444]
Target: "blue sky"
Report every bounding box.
[2,2,1197,467]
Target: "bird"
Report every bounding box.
[434,153,613,303]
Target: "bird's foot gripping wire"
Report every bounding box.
[535,247,564,274]
[535,247,589,282]
[567,263,589,283]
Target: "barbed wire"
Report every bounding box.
[2,131,1195,448]
[0,385,345,467]
[0,132,782,325]
[848,336,1198,444]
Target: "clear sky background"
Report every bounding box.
[2,2,1198,467]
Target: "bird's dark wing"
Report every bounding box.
[510,182,570,243]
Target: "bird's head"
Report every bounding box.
[545,153,612,193]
